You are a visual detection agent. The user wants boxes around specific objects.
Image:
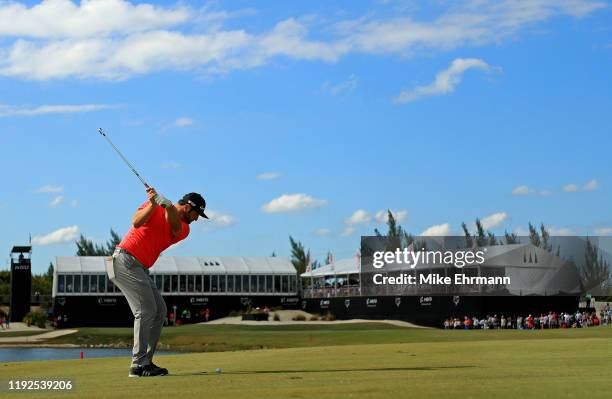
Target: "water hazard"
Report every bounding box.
[0,348,178,362]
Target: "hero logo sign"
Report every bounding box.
[320,299,330,309]
[419,296,433,306]
[281,297,299,305]
[366,298,377,308]
[97,297,117,306]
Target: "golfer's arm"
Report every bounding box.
[132,203,157,228]
[165,206,183,237]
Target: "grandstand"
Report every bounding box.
[52,256,299,327]
[300,243,582,326]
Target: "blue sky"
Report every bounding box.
[0,0,611,274]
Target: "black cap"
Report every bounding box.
[181,192,209,219]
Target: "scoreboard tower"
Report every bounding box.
[10,246,32,322]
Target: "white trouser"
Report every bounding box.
[108,249,167,367]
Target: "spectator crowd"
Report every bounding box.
[443,307,612,330]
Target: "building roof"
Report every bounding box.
[11,246,32,253]
[301,257,360,277]
[55,256,296,275]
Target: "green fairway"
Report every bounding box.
[3,328,612,399]
[44,323,612,352]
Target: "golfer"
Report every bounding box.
[107,187,208,377]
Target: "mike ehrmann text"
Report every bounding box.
[372,273,511,285]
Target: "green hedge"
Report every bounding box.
[23,310,48,328]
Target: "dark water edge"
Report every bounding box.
[0,347,179,362]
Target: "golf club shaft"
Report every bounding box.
[97,128,150,188]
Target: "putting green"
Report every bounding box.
[3,329,612,398]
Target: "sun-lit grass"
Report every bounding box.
[44,323,612,352]
[4,328,612,399]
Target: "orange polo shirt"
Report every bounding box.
[118,201,190,268]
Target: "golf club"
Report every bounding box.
[98,128,170,208]
[97,128,150,188]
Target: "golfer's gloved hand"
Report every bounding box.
[154,194,173,208]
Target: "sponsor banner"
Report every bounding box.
[366,298,378,308]
[281,297,300,305]
[419,296,432,306]
[97,297,117,306]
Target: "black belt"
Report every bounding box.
[113,247,148,272]
[114,247,133,256]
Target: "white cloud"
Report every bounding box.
[512,185,530,195]
[563,183,579,192]
[205,209,236,227]
[346,209,371,225]
[0,103,118,117]
[0,0,189,39]
[583,179,599,191]
[420,223,450,236]
[548,226,574,236]
[262,193,327,213]
[257,172,280,180]
[341,226,356,237]
[513,185,553,196]
[539,190,552,196]
[337,1,605,54]
[174,117,194,127]
[322,74,358,96]
[32,225,79,245]
[0,1,603,80]
[594,227,612,235]
[161,161,181,169]
[479,212,508,230]
[49,195,64,207]
[36,184,63,193]
[316,228,331,236]
[375,209,408,224]
[393,58,497,103]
